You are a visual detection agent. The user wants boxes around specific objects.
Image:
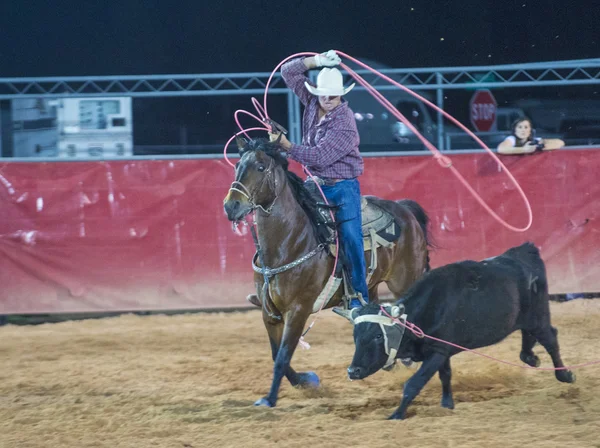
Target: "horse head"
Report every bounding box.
[223,137,288,222]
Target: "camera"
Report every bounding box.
[527,140,545,151]
[528,130,545,151]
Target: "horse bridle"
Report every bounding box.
[226,156,279,215]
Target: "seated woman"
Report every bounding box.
[497,117,565,155]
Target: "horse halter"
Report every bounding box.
[226,156,279,215]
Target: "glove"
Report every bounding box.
[314,50,341,68]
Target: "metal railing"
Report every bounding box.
[2,58,600,160]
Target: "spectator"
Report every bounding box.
[497,117,565,155]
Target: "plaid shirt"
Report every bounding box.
[281,58,364,180]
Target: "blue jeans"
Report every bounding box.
[321,179,369,308]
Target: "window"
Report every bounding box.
[112,117,126,127]
[88,145,104,157]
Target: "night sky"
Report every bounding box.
[1,0,598,146]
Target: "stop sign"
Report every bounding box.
[470,90,497,132]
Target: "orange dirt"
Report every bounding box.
[1,300,599,448]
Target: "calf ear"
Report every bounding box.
[332,307,358,324]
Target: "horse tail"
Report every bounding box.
[396,199,435,271]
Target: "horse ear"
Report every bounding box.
[236,136,248,152]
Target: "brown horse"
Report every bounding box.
[223,137,432,408]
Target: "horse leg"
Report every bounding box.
[532,326,576,383]
[264,317,319,389]
[520,330,540,367]
[264,319,301,384]
[388,352,448,420]
[256,308,318,407]
[368,285,379,304]
[438,357,454,409]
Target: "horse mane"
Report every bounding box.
[241,138,332,246]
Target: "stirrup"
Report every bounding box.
[341,268,368,309]
[246,293,261,308]
[344,292,368,309]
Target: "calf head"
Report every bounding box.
[334,304,407,380]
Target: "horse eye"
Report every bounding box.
[376,334,383,339]
[257,164,265,172]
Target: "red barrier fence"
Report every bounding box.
[1,149,598,314]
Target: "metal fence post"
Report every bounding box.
[287,91,301,144]
[436,73,445,151]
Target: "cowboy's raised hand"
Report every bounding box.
[315,50,341,68]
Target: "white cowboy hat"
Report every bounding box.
[304,67,355,96]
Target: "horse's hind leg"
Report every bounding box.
[532,326,576,383]
[520,330,540,367]
[368,285,379,304]
[257,308,318,407]
[385,247,427,300]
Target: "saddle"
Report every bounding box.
[308,187,402,313]
[323,197,399,258]
[308,182,401,266]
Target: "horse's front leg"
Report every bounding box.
[264,318,302,386]
[255,307,319,407]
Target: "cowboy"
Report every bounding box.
[269,50,368,309]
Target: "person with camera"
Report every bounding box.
[497,117,565,155]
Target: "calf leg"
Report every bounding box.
[520,330,540,367]
[388,352,448,420]
[438,358,455,409]
[533,326,575,384]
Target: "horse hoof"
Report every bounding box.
[441,397,455,410]
[298,371,320,388]
[254,397,273,407]
[387,412,405,420]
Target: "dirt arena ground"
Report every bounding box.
[1,300,599,448]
